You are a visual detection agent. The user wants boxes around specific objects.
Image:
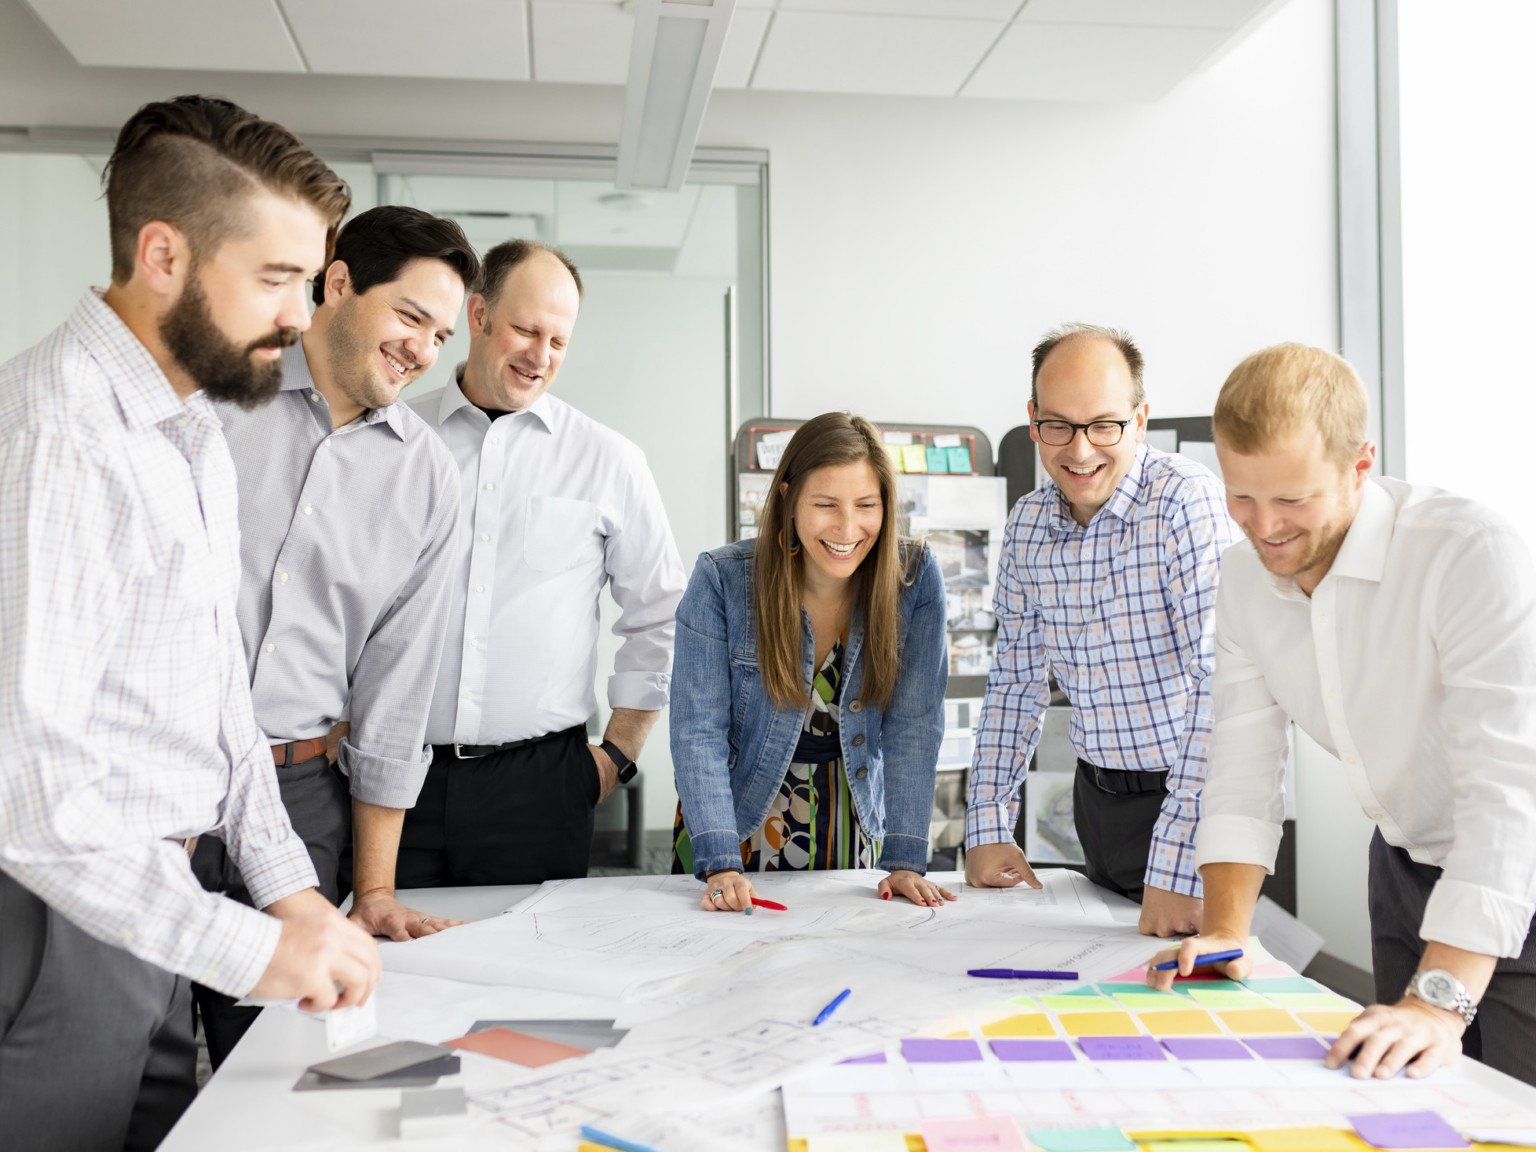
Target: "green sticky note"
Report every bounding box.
[946,446,972,473]
[1186,989,1271,1009]
[925,446,950,473]
[1174,980,1247,993]
[1266,993,1357,1010]
[1113,994,1189,1011]
[1027,1127,1137,1152]
[1041,995,1114,1011]
[1242,977,1325,994]
[1059,985,1108,997]
[1095,983,1157,995]
[1008,995,1043,1010]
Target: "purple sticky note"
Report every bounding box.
[1245,1037,1331,1059]
[1347,1110,1470,1149]
[840,1052,888,1064]
[1161,1038,1251,1061]
[1077,1036,1166,1061]
[902,1038,983,1063]
[990,1039,1076,1062]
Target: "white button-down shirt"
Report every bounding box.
[0,291,316,996]
[410,369,685,746]
[216,343,460,807]
[1196,477,1536,957]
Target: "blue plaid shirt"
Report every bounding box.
[965,444,1239,896]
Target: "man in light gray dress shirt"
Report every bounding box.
[192,206,477,1067]
[400,239,685,887]
[0,97,380,1152]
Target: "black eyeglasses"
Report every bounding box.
[1034,419,1131,448]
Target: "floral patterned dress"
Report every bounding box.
[673,640,879,876]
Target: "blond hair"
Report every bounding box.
[1213,343,1368,469]
[753,412,920,712]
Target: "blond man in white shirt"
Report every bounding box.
[1150,343,1536,1087]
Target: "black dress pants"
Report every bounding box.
[1368,828,1536,1086]
[1072,758,1169,904]
[396,726,599,888]
[190,751,350,1069]
[0,870,195,1152]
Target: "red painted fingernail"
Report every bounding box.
[882,892,891,900]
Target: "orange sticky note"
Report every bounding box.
[1139,1010,1222,1036]
[1296,1011,1360,1034]
[1058,1011,1140,1036]
[444,1027,588,1067]
[982,1014,1057,1038]
[1217,1009,1304,1034]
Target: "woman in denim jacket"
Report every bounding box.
[671,412,954,910]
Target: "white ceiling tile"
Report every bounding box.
[713,7,772,88]
[1014,0,1274,30]
[555,183,700,248]
[24,0,304,72]
[963,21,1228,101]
[531,0,633,84]
[752,12,1005,97]
[778,0,1021,18]
[281,0,529,81]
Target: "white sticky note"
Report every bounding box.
[326,997,378,1052]
[931,434,962,448]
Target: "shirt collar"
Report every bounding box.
[282,340,407,441]
[69,289,184,431]
[1045,441,1151,535]
[436,361,554,433]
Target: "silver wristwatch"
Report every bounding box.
[1405,968,1478,1027]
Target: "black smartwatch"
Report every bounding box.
[600,739,639,785]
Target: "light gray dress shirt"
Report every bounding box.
[1196,477,1536,958]
[216,342,461,809]
[0,291,316,997]
[410,368,685,746]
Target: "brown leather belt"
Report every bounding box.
[272,737,328,766]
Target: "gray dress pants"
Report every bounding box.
[1368,828,1536,1086]
[0,870,195,1152]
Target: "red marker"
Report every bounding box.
[751,897,788,911]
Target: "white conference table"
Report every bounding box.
[162,884,1536,1151]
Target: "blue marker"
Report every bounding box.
[1153,948,1245,972]
[580,1124,664,1152]
[813,988,852,1026]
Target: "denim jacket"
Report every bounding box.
[670,539,948,879]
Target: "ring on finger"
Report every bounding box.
[709,888,724,899]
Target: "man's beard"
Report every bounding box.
[159,276,297,410]
[325,297,411,415]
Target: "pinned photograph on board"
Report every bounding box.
[737,472,772,540]
[1024,770,1084,865]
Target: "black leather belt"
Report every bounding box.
[437,724,586,761]
[1078,757,1169,796]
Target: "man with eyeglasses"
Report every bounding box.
[964,323,1239,937]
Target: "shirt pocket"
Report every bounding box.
[522,494,603,574]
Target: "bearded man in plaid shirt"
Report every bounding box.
[964,324,1239,937]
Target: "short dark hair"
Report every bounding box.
[477,238,583,309]
[1030,323,1146,408]
[313,206,481,306]
[104,95,351,285]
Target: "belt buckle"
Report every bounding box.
[453,743,477,760]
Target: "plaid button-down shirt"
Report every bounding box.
[0,291,317,996]
[966,444,1239,896]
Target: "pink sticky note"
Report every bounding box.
[920,1115,1029,1151]
[1107,966,1149,983]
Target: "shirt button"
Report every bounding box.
[471,638,482,647]
[480,533,490,542]
[1317,615,1331,625]
[309,392,320,403]
[1326,688,1338,700]
[475,584,486,593]
[303,505,313,515]
[848,701,863,713]
[278,573,289,583]
[264,643,275,653]
[855,766,869,779]
[484,482,496,491]
[851,734,866,747]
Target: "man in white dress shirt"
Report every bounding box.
[0,96,380,1151]
[1151,343,1536,1086]
[400,239,685,885]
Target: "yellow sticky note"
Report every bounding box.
[1218,1009,1304,1034]
[1245,1127,1370,1152]
[1041,995,1115,1011]
[1296,1011,1360,1034]
[982,1014,1057,1038]
[1139,1010,1222,1036]
[900,444,928,473]
[1142,1142,1249,1152]
[1058,1011,1140,1036]
[944,1030,971,1039]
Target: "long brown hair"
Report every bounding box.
[753,412,919,712]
